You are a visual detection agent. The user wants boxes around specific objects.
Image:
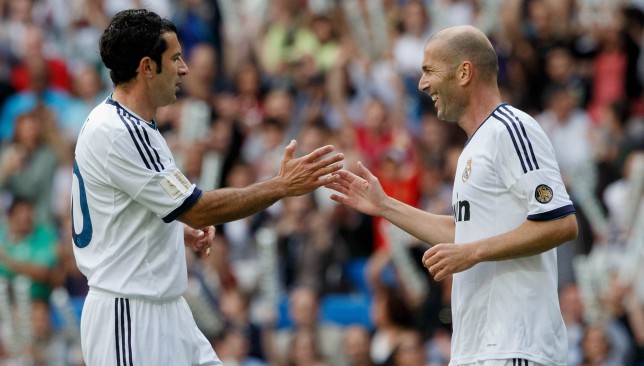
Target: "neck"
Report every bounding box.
[112,85,155,121]
[459,85,502,137]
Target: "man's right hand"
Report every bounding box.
[277,140,344,197]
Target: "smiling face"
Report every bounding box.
[418,40,466,123]
[150,32,188,107]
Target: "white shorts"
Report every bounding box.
[458,359,544,366]
[80,289,222,366]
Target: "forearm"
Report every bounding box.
[381,197,455,245]
[471,214,578,263]
[179,178,286,228]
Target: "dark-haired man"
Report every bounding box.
[71,9,343,365]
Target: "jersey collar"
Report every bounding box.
[464,102,508,147]
[105,97,158,130]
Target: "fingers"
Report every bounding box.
[325,182,349,195]
[315,159,344,178]
[329,193,350,205]
[422,247,437,268]
[357,161,376,182]
[302,144,335,162]
[197,226,215,257]
[200,225,215,243]
[422,246,445,280]
[304,152,344,180]
[191,229,205,243]
[282,140,297,162]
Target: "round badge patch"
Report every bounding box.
[535,184,553,204]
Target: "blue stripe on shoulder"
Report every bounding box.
[162,187,203,223]
[492,112,528,173]
[501,105,539,170]
[117,110,152,170]
[109,100,163,172]
[527,204,576,221]
[497,107,534,171]
[125,114,160,172]
[140,125,165,170]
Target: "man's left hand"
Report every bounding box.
[184,225,215,257]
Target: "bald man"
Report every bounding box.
[327,25,577,366]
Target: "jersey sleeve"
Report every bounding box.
[493,111,576,221]
[106,130,202,222]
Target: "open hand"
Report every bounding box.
[325,161,387,217]
[278,140,344,196]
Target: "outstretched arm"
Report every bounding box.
[422,214,578,281]
[180,140,343,228]
[326,161,455,245]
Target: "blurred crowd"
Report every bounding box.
[0,0,643,365]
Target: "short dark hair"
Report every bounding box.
[99,9,177,85]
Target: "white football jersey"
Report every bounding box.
[71,98,202,300]
[450,104,575,366]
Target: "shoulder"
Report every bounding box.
[81,100,130,137]
[485,104,548,143]
[76,100,132,157]
[487,104,537,131]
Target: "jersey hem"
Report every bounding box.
[88,287,182,303]
[162,187,203,223]
[526,204,575,221]
[449,352,566,366]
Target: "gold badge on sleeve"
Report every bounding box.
[535,184,553,204]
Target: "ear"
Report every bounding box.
[138,56,156,79]
[458,61,473,86]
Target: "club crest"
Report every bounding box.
[535,184,553,204]
[462,157,472,182]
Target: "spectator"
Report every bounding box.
[581,324,625,366]
[391,329,429,366]
[536,83,594,181]
[213,325,267,366]
[258,0,316,83]
[61,64,109,142]
[0,112,62,224]
[218,289,267,362]
[9,24,71,93]
[285,327,329,366]
[275,195,334,293]
[0,55,73,143]
[0,198,58,302]
[273,286,345,366]
[392,0,433,128]
[560,283,586,366]
[368,285,417,366]
[343,325,373,366]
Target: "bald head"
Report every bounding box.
[426,25,498,82]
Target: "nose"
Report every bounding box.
[418,74,428,93]
[180,58,189,76]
